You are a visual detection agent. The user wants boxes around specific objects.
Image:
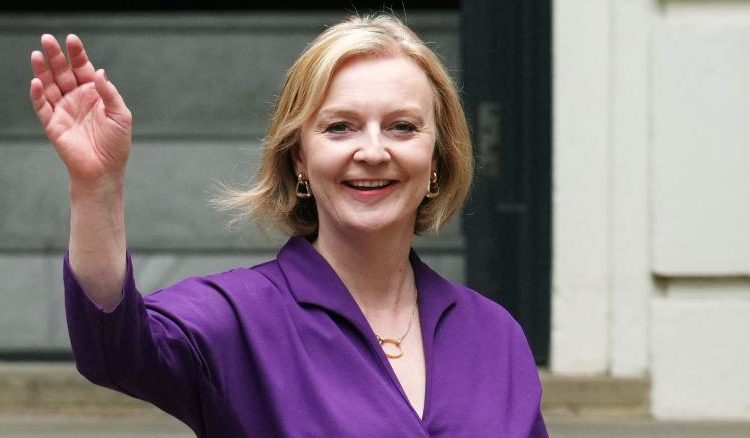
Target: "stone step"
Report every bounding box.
[0,363,156,416]
[540,371,650,418]
[0,363,650,418]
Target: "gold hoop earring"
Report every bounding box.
[425,171,439,198]
[296,173,311,199]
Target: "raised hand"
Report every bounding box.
[29,34,132,189]
[30,34,131,311]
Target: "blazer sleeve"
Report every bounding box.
[63,252,209,434]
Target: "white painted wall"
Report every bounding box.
[649,0,750,420]
[651,6,750,275]
[652,291,750,420]
[553,0,750,420]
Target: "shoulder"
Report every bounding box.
[142,259,288,332]
[450,282,524,336]
[413,253,521,336]
[411,250,527,343]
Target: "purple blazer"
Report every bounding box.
[64,236,547,437]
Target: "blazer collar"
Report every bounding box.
[277,236,458,342]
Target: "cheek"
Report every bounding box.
[411,143,437,173]
[306,156,346,193]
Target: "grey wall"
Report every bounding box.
[0,12,463,353]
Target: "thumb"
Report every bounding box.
[94,69,131,128]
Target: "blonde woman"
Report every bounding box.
[30,15,547,437]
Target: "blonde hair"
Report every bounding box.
[219,14,473,235]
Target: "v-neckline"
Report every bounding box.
[277,236,459,425]
[382,314,427,420]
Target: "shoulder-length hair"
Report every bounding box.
[218,14,473,235]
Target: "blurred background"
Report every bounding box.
[1,0,749,435]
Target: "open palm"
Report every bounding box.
[30,34,132,186]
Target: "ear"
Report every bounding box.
[431,156,438,174]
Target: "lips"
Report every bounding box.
[343,179,396,191]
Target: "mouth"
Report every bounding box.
[343,179,397,191]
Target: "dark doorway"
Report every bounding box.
[461,0,552,364]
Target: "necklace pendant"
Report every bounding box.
[377,336,404,359]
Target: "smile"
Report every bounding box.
[344,179,396,190]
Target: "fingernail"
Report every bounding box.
[102,69,109,82]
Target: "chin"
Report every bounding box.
[337,216,414,236]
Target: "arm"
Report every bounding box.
[31,36,217,434]
[63,256,208,433]
[29,34,132,311]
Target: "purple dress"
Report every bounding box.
[64,236,547,437]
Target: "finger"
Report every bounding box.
[29,77,54,128]
[31,49,63,106]
[94,69,131,128]
[66,34,96,84]
[40,33,78,93]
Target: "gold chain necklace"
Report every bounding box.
[374,291,418,359]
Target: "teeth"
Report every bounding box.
[348,180,391,188]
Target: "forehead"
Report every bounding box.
[317,55,434,115]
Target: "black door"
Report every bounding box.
[461,0,552,364]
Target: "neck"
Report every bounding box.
[313,224,416,316]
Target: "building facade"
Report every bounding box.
[553,0,750,420]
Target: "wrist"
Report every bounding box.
[69,174,125,204]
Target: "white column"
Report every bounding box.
[609,0,658,377]
[551,0,612,374]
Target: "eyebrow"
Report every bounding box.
[315,108,360,121]
[315,105,429,122]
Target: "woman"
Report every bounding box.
[30,15,547,437]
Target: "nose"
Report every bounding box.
[353,124,390,164]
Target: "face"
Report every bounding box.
[296,55,437,237]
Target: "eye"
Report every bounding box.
[392,121,417,133]
[324,122,351,134]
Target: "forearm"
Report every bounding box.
[68,176,127,312]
